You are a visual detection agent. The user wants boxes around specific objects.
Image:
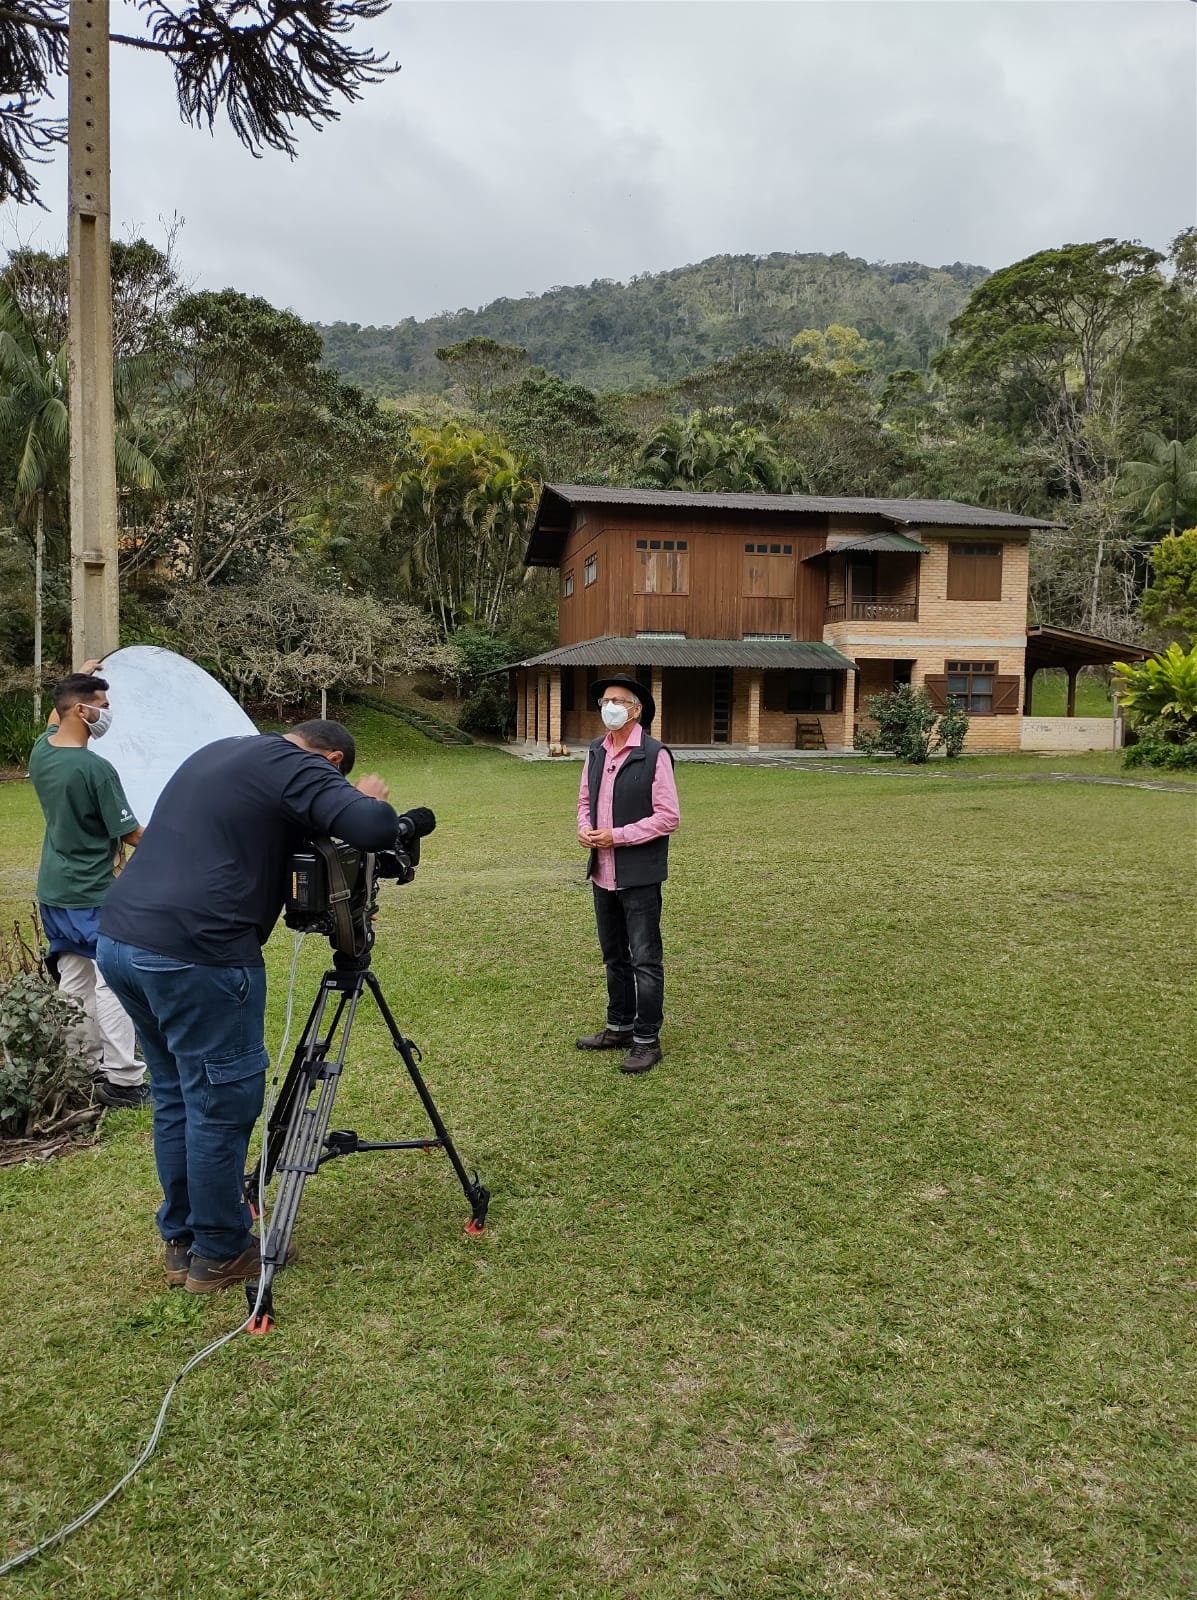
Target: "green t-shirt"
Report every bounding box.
[28,733,139,908]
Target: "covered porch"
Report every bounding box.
[1021,626,1151,751]
[1023,626,1150,715]
[509,637,858,753]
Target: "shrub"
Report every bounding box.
[936,700,970,759]
[1113,642,1197,729]
[459,677,515,737]
[0,695,40,768]
[1121,719,1197,771]
[854,685,969,764]
[0,972,92,1139]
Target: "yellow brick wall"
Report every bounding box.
[729,671,854,750]
[823,531,1030,752]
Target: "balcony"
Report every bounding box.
[825,599,918,624]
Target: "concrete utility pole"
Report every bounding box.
[67,0,119,662]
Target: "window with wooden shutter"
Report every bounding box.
[924,675,949,711]
[992,675,1020,713]
[947,542,1003,601]
[742,553,795,598]
[634,545,690,595]
[944,660,1009,715]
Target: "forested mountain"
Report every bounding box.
[317,251,989,396]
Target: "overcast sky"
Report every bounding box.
[5,1,1194,326]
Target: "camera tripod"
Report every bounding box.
[243,948,490,1332]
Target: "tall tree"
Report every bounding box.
[0,278,158,714]
[436,337,529,414]
[385,422,537,633]
[149,288,395,585]
[637,413,791,493]
[0,3,397,206]
[934,239,1165,496]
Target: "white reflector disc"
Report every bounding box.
[89,646,257,824]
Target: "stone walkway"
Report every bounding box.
[500,744,1195,792]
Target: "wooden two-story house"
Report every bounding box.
[509,485,1062,752]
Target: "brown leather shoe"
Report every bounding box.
[620,1041,663,1075]
[576,1028,634,1051]
[184,1243,262,1294]
[164,1238,192,1288]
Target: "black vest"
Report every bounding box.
[586,732,674,888]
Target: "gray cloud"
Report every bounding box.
[5,1,1193,324]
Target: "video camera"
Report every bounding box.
[284,807,436,959]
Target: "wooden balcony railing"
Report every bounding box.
[825,600,919,623]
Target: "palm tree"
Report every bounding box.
[1119,430,1197,537]
[638,412,791,493]
[383,422,537,633]
[0,281,161,718]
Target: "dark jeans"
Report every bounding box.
[592,882,664,1043]
[97,935,268,1262]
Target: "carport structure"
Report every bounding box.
[1023,626,1151,715]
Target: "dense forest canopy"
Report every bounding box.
[317,252,990,396]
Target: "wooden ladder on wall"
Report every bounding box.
[795,717,826,751]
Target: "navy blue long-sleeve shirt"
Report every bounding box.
[101,735,398,965]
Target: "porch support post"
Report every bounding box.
[536,671,549,748]
[651,665,664,740]
[747,669,761,752]
[514,673,527,742]
[549,668,562,747]
[1023,665,1037,715]
[1065,664,1079,718]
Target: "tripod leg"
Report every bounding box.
[245,978,349,1208]
[242,972,364,1328]
[365,972,491,1234]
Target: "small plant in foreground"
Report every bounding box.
[0,911,92,1139]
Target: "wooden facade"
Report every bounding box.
[557,509,829,645]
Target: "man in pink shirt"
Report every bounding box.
[576,673,680,1075]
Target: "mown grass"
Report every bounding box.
[1,734,1194,1599]
[1029,670,1114,718]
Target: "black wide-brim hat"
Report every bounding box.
[590,672,655,730]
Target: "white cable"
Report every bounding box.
[0,933,307,1579]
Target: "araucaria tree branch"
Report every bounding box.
[0,1,396,203]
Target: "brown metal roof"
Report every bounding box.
[510,637,856,672]
[526,484,1060,566]
[1025,626,1152,671]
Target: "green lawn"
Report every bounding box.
[1,732,1195,1599]
[1029,669,1114,718]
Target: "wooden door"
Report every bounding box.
[662,668,713,745]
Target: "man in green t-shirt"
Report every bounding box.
[29,671,148,1109]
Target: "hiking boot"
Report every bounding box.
[184,1243,262,1295]
[576,1027,634,1051]
[94,1077,152,1110]
[620,1040,663,1075]
[164,1238,192,1288]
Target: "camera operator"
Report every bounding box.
[97,720,404,1295]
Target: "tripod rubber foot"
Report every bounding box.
[464,1217,486,1237]
[245,1278,275,1332]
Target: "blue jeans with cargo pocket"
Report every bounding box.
[97,936,267,1262]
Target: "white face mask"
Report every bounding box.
[83,704,113,739]
[601,701,632,731]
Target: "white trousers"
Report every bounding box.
[56,952,145,1086]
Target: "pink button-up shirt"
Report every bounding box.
[577,722,681,891]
